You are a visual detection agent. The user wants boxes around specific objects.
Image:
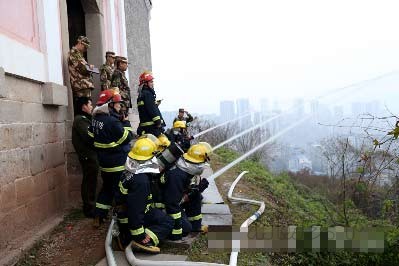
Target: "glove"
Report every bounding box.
[198,178,209,193]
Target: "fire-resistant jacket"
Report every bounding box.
[137,86,165,130]
[89,106,133,172]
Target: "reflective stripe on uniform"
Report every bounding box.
[152,202,165,209]
[144,203,152,213]
[152,116,160,121]
[137,101,144,106]
[124,126,133,132]
[169,212,181,219]
[119,181,128,195]
[118,218,128,224]
[94,128,130,148]
[140,121,154,126]
[88,131,94,138]
[188,214,203,221]
[145,228,159,246]
[171,228,182,235]
[96,202,111,210]
[130,226,145,236]
[147,194,152,200]
[116,128,129,144]
[100,165,125,172]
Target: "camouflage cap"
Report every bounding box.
[77,36,90,47]
[106,51,116,57]
[116,56,128,63]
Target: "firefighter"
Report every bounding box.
[162,143,211,240]
[89,89,134,227]
[136,71,165,137]
[166,120,193,152]
[117,137,173,253]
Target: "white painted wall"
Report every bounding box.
[0,0,63,84]
[0,34,46,81]
[42,0,63,85]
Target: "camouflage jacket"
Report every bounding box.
[99,63,114,90]
[68,47,93,96]
[111,69,131,107]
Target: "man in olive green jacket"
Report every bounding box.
[72,97,99,217]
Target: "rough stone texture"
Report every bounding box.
[0,73,71,256]
[5,75,42,103]
[32,123,65,145]
[15,176,35,207]
[0,149,30,186]
[42,82,68,106]
[0,182,16,214]
[44,142,65,169]
[0,67,5,98]
[125,0,152,115]
[0,124,33,151]
[29,145,46,176]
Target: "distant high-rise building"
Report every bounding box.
[333,105,344,119]
[351,102,364,116]
[272,100,281,113]
[310,100,320,114]
[260,98,269,114]
[293,98,305,117]
[219,100,235,121]
[236,98,250,115]
[365,100,381,115]
[236,98,251,129]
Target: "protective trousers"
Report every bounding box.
[95,170,123,218]
[163,167,200,240]
[79,157,99,216]
[117,172,173,246]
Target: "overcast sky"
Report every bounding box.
[150,0,399,114]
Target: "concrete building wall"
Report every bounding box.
[124,0,152,127]
[0,68,69,252]
[0,0,152,260]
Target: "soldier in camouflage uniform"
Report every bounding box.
[111,56,131,115]
[68,36,95,101]
[99,51,116,91]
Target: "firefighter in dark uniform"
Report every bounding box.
[166,120,193,152]
[162,143,211,240]
[116,137,173,253]
[72,97,99,218]
[137,71,165,137]
[89,89,133,227]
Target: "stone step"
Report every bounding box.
[162,234,198,249]
[96,251,187,266]
[201,166,224,204]
[202,213,232,229]
[202,204,231,215]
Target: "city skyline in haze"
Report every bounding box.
[150,0,399,114]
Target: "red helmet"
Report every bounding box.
[96,89,122,105]
[139,71,154,85]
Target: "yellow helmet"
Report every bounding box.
[141,134,161,148]
[198,142,213,155]
[183,144,208,164]
[128,138,157,161]
[173,120,187,129]
[157,134,171,151]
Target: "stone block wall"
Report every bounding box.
[0,69,71,251]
